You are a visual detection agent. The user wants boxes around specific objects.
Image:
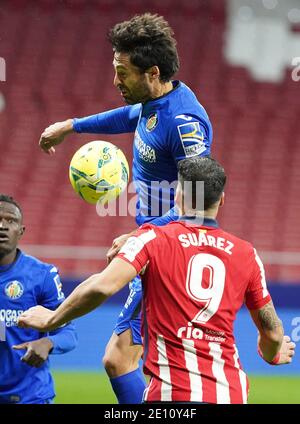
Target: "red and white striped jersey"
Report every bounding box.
[118,217,271,404]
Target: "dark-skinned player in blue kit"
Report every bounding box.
[38,14,213,404]
[0,195,77,404]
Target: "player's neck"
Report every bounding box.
[183,209,217,220]
[0,249,18,266]
[151,81,173,99]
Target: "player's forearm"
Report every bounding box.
[251,300,284,363]
[48,274,109,329]
[62,118,75,135]
[257,326,284,363]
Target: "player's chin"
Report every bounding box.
[0,243,13,255]
[122,95,135,105]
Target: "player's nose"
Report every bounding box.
[0,219,8,229]
[113,73,121,88]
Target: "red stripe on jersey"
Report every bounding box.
[144,377,158,402]
[233,344,249,403]
[209,342,231,403]
[223,347,245,404]
[198,341,217,404]
[166,337,191,401]
[182,339,203,402]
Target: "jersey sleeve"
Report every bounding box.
[40,266,66,309]
[117,225,158,274]
[73,104,141,134]
[245,249,272,310]
[168,114,212,162]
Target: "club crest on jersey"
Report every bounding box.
[177,122,206,157]
[146,113,158,132]
[4,281,24,299]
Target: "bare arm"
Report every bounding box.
[250,300,295,364]
[39,119,74,155]
[18,259,137,332]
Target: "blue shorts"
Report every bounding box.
[114,276,142,345]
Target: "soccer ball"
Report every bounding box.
[69,140,129,204]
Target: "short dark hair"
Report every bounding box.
[0,194,23,217]
[178,157,226,210]
[108,13,179,82]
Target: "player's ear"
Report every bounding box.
[219,192,225,207]
[146,66,160,81]
[19,225,25,237]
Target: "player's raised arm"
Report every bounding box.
[39,104,141,155]
[39,119,74,155]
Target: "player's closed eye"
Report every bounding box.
[118,73,127,80]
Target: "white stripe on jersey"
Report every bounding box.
[209,342,230,404]
[143,377,154,402]
[233,344,248,404]
[120,229,156,262]
[254,248,269,298]
[182,339,203,402]
[157,335,172,401]
[139,229,157,244]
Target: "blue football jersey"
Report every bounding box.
[73,80,213,225]
[0,250,77,404]
[133,81,212,224]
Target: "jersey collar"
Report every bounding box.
[179,216,219,228]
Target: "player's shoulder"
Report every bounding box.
[140,221,182,236]
[166,82,211,130]
[175,81,198,101]
[137,222,172,240]
[138,223,162,235]
[172,82,208,114]
[218,229,255,255]
[20,251,58,274]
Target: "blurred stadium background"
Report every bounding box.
[0,0,299,403]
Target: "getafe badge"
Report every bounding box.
[146,113,158,132]
[5,281,24,300]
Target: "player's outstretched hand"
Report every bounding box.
[39,119,74,155]
[106,233,133,264]
[13,337,54,368]
[18,306,56,332]
[276,335,296,365]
